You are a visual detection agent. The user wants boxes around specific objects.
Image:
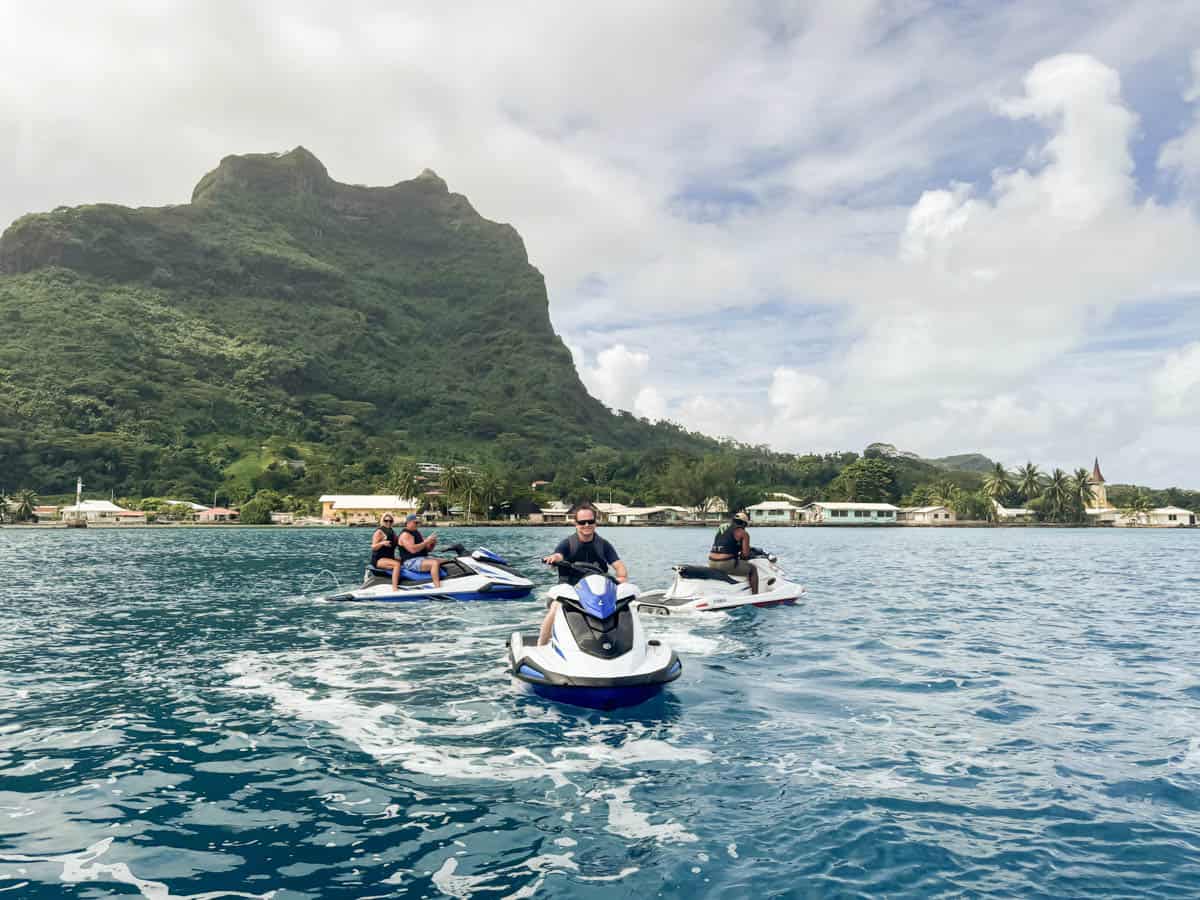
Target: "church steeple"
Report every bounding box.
[1088,458,1109,510]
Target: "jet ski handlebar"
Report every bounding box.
[546,559,618,583]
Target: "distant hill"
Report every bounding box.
[0,147,715,497]
[924,453,997,474]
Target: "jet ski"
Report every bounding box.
[324,544,533,602]
[507,562,681,709]
[634,548,805,617]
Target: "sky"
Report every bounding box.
[4,1,1200,487]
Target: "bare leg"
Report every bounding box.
[538,604,557,645]
[429,559,442,588]
[376,558,401,589]
[749,567,759,595]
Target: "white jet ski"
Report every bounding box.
[634,549,805,617]
[324,544,533,603]
[507,562,681,709]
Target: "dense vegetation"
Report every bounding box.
[1,149,1194,521]
[0,148,722,501]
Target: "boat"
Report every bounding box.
[507,563,681,709]
[634,549,805,616]
[323,544,533,602]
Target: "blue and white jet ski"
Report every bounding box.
[507,562,681,710]
[324,544,533,603]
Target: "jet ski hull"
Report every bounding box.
[634,556,805,616]
[329,584,532,603]
[323,550,533,603]
[635,586,805,616]
[508,626,682,711]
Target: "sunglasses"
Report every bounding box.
[382,518,394,523]
[575,519,596,526]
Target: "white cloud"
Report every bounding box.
[1151,341,1200,417]
[1159,50,1200,192]
[575,344,653,415]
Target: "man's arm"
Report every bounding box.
[542,539,569,565]
[739,532,751,559]
[605,540,628,582]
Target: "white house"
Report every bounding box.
[1147,506,1196,527]
[60,499,136,523]
[746,500,805,523]
[318,494,420,524]
[599,504,691,525]
[803,502,899,524]
[898,505,956,524]
[539,501,572,524]
[993,501,1035,523]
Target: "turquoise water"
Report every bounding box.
[2,525,1199,898]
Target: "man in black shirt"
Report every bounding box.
[538,504,628,644]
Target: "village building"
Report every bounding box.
[536,500,571,524]
[1116,505,1198,527]
[746,500,805,524]
[198,507,240,523]
[803,502,899,524]
[60,499,138,523]
[594,503,691,525]
[696,498,729,522]
[1145,506,1197,527]
[1084,458,1122,524]
[898,505,956,524]
[32,505,60,522]
[993,500,1035,523]
[318,494,419,524]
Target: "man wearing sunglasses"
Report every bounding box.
[539,503,628,644]
[541,504,627,585]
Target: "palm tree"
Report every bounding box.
[440,464,470,517]
[982,463,1015,505]
[1072,467,1096,521]
[387,461,422,503]
[1016,463,1043,503]
[474,470,504,521]
[1043,469,1072,522]
[931,480,963,512]
[14,489,38,522]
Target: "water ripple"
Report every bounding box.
[2,525,1200,897]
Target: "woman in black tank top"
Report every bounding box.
[370,514,403,590]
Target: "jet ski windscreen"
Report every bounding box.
[576,575,617,619]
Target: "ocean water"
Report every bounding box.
[1,524,1199,898]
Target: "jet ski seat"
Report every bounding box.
[675,565,739,583]
[367,564,433,583]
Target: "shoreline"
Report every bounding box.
[1,521,1195,530]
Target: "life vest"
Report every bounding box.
[371,526,397,565]
[710,523,741,556]
[565,533,610,571]
[397,528,428,562]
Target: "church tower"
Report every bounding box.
[1089,458,1108,509]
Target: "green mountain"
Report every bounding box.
[0,147,713,498]
[925,453,998,474]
